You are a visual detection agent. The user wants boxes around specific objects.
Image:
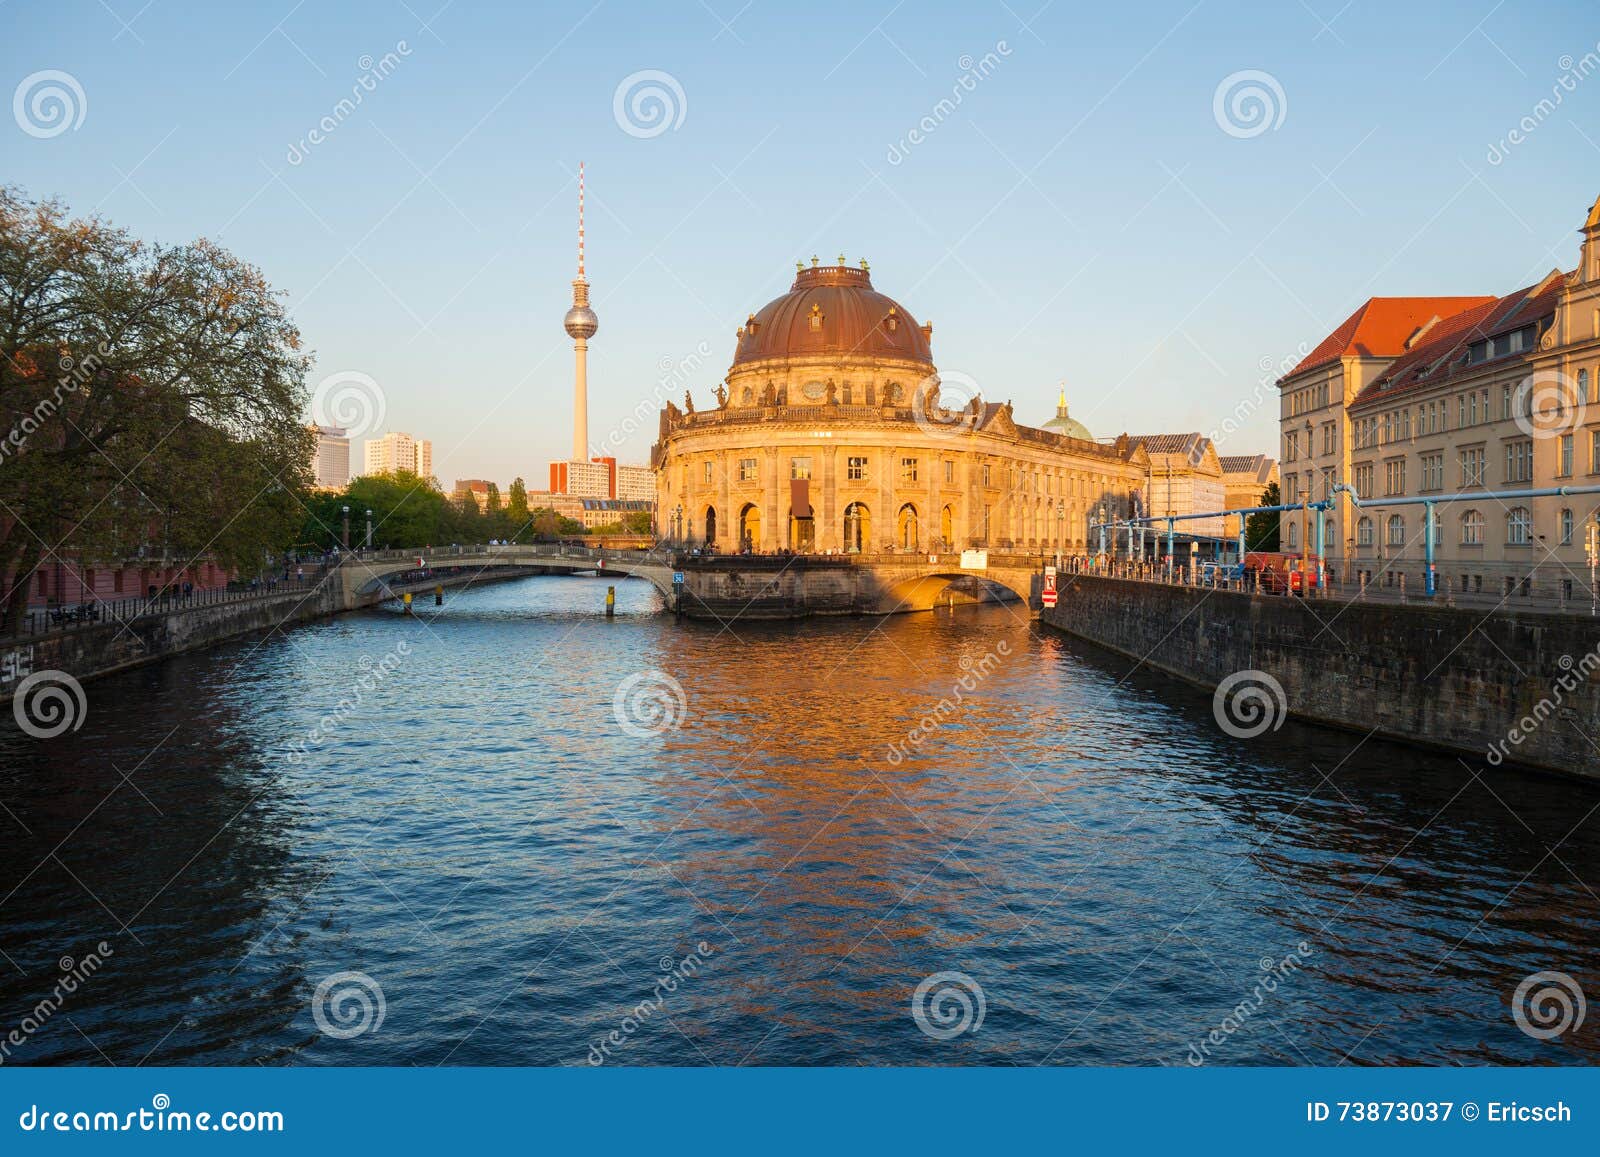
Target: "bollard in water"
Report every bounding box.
[435,583,443,607]
[403,592,413,615]
[605,585,616,618]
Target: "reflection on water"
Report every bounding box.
[0,574,1596,1066]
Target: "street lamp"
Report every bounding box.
[365,510,373,550]
[340,505,350,551]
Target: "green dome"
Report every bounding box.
[1042,389,1093,441]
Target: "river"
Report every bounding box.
[1,574,1595,1066]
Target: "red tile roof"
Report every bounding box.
[1349,275,1564,412]
[1285,296,1496,379]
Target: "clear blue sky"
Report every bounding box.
[7,0,1599,484]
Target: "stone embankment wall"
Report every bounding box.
[1041,575,1600,781]
[0,566,550,704]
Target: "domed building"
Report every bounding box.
[652,258,1149,554]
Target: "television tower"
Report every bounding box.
[562,162,598,461]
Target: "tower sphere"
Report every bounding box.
[564,305,598,340]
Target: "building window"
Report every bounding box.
[1287,523,1298,548]
[704,461,714,484]
[1357,516,1374,546]
[1459,447,1485,486]
[1507,507,1532,545]
[1461,509,1484,545]
[943,460,954,484]
[1561,507,1575,545]
[1581,368,1592,404]
[1560,434,1574,477]
[1353,463,1373,497]
[1420,453,1443,492]
[847,456,867,481]
[1593,430,1600,473]
[1501,385,1512,420]
[981,463,991,487]
[1386,514,1406,547]
[1504,438,1533,484]
[1322,423,1336,455]
[790,457,812,480]
[739,457,758,481]
[1285,431,1298,462]
[900,457,918,483]
[1384,459,1406,496]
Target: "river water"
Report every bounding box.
[1,575,1596,1066]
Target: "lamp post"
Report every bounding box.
[341,505,350,551]
[365,510,373,551]
[1055,499,1064,567]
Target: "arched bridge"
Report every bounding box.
[334,544,1044,620]
[335,544,675,610]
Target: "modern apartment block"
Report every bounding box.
[311,425,350,490]
[364,432,433,480]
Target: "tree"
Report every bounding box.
[1245,481,1281,552]
[0,187,313,628]
[506,476,530,541]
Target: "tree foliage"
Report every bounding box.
[1245,481,1281,552]
[0,187,313,627]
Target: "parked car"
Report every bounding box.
[1243,551,1323,595]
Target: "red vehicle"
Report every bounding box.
[1243,551,1323,595]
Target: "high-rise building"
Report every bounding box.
[364,431,433,479]
[311,425,350,489]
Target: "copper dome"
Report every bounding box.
[732,263,933,368]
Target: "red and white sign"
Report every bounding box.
[1041,573,1057,609]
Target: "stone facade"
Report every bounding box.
[1278,192,1600,583]
[1041,574,1600,781]
[652,261,1150,553]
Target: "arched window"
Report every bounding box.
[738,503,761,551]
[940,504,954,548]
[843,502,870,553]
[1507,506,1532,545]
[1561,508,1575,545]
[897,504,919,550]
[1287,523,1298,548]
[1460,509,1484,545]
[704,506,717,545]
[1356,516,1374,546]
[1386,514,1405,547]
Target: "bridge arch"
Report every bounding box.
[874,568,1031,613]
